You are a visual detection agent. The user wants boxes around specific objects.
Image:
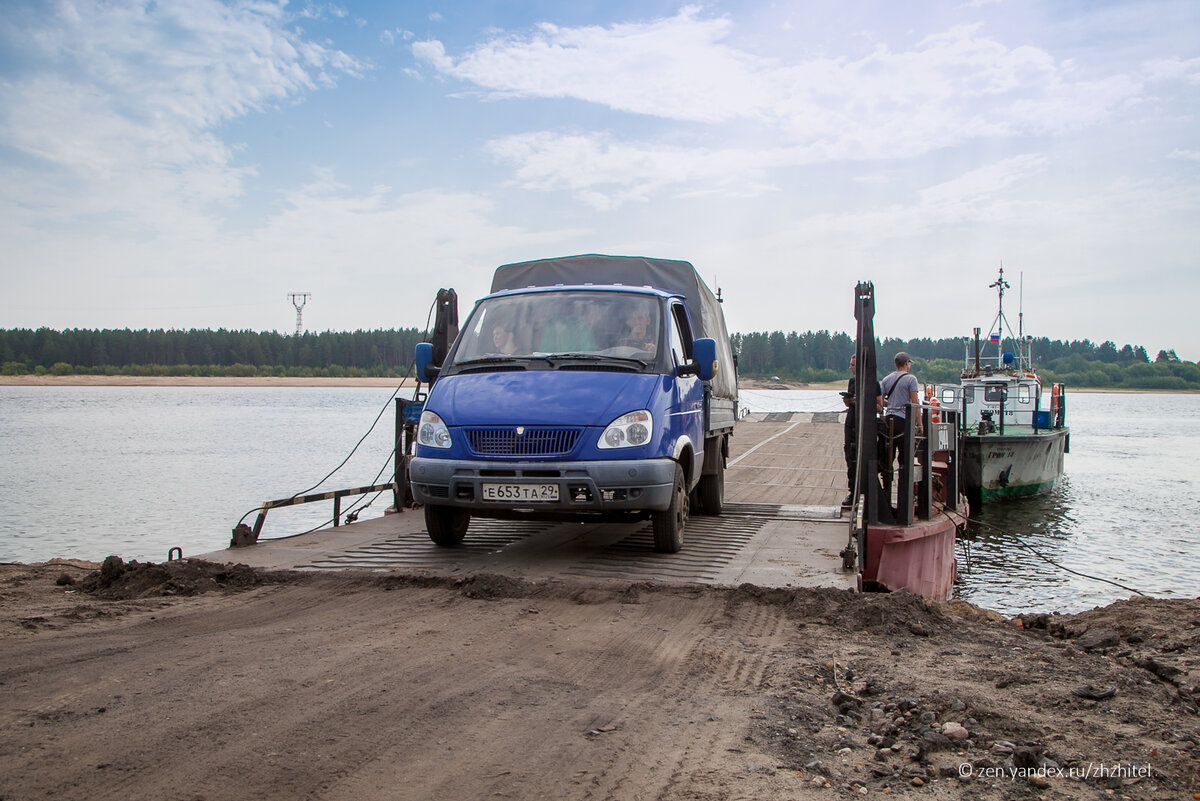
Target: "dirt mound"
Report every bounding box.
[1015,595,1200,716]
[78,555,298,599]
[455,572,535,600]
[726,583,952,637]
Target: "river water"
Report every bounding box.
[2,386,1197,614]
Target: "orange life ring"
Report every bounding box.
[924,385,940,424]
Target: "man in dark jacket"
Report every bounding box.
[842,354,856,507]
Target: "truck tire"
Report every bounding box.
[651,464,687,553]
[425,505,469,546]
[697,457,724,515]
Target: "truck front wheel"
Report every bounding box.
[652,464,688,553]
[425,504,469,546]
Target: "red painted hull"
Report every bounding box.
[862,511,963,600]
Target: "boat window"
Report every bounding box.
[1017,384,1031,403]
[939,388,957,406]
[452,291,661,363]
[984,385,1007,403]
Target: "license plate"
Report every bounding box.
[481,483,559,502]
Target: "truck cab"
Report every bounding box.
[410,255,737,553]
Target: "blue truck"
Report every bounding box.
[410,254,738,552]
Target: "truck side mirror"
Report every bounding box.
[415,342,440,383]
[692,338,718,382]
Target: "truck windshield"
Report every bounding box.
[453,291,662,364]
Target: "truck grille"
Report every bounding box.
[464,427,582,457]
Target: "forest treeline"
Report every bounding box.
[731,331,1199,390]
[0,327,426,379]
[2,327,1198,390]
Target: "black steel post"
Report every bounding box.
[945,409,959,513]
[916,405,932,520]
[898,406,914,526]
[400,398,410,510]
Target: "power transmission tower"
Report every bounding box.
[288,292,311,336]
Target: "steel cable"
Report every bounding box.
[233,294,441,529]
[958,513,1148,598]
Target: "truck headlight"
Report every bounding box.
[418,410,452,449]
[598,410,652,449]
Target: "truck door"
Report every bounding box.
[667,301,704,485]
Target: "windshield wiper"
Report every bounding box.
[455,355,521,366]
[544,353,648,368]
[455,354,561,370]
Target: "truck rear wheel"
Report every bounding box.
[697,457,724,515]
[425,505,469,546]
[651,464,687,553]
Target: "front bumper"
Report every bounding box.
[409,456,677,513]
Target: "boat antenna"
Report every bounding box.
[1018,272,1024,340]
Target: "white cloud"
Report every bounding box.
[487,132,790,209]
[1142,56,1200,84]
[381,28,414,46]
[299,4,349,21]
[416,8,773,124]
[917,154,1048,209]
[0,0,364,223]
[696,162,1200,352]
[0,172,589,332]
[415,14,1141,137]
[416,12,1145,206]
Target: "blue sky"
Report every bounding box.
[2,0,1198,360]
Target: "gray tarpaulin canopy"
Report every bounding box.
[491,254,738,400]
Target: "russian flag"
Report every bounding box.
[989,333,1001,343]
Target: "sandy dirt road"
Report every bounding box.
[1,560,1197,801]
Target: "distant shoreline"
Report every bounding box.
[0,375,836,390]
[0,375,1184,392]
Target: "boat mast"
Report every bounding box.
[987,266,1010,370]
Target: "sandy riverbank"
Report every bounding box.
[0,374,416,388]
[0,559,1196,800]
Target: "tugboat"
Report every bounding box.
[937,267,1069,510]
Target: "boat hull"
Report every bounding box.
[961,427,1068,507]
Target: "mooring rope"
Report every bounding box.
[959,513,1148,597]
